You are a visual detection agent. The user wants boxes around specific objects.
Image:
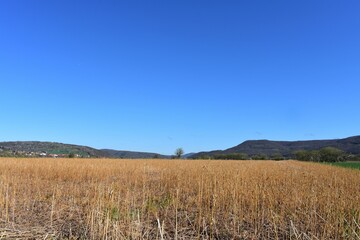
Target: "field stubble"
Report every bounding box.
[0,158,359,239]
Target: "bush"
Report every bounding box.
[251,154,268,160]
[294,147,346,162]
[270,153,284,160]
[212,153,249,160]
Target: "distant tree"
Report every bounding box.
[319,147,345,162]
[69,153,75,158]
[294,150,310,161]
[251,154,268,160]
[271,153,284,160]
[214,153,248,160]
[294,147,346,162]
[313,150,323,161]
[175,148,184,159]
[348,154,360,162]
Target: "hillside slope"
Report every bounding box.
[0,141,110,157]
[192,135,360,158]
[100,149,169,159]
[0,141,168,158]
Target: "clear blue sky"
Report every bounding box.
[1,1,359,155]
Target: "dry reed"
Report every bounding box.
[0,158,359,239]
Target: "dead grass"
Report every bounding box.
[0,158,359,239]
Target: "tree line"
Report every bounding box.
[192,147,360,162]
[293,147,356,162]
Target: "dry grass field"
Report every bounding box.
[0,158,359,239]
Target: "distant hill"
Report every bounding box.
[0,141,167,158]
[182,153,197,158]
[191,136,360,159]
[0,141,109,157]
[101,149,169,159]
[2,136,360,160]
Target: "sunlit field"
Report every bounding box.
[0,158,359,239]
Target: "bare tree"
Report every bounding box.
[175,148,184,158]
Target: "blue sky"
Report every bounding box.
[1,1,359,154]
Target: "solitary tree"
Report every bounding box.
[175,148,184,158]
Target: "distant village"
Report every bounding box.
[0,148,86,158]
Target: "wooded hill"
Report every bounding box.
[191,135,360,159]
[1,135,360,160]
[0,141,168,158]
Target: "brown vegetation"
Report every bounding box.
[0,158,359,239]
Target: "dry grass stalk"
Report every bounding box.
[0,158,359,239]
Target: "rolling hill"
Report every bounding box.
[0,141,108,157]
[101,149,169,159]
[1,135,360,159]
[191,135,360,159]
[0,141,168,158]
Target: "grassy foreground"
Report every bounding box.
[0,158,359,239]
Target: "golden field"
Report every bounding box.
[0,158,359,239]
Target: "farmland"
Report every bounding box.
[326,162,360,170]
[0,158,359,239]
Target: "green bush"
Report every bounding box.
[294,147,346,162]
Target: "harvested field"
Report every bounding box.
[0,158,359,239]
